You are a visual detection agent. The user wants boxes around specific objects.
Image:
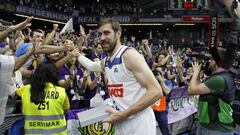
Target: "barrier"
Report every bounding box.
[0,114,23,135]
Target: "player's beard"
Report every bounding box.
[101,34,117,53]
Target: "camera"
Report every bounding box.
[152,70,160,77]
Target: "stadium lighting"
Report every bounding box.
[86,24,98,26]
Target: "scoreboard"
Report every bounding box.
[168,0,198,10]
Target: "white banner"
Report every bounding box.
[60,18,73,35]
[167,86,198,124]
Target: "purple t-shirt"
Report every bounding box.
[58,65,84,101]
[91,51,107,60]
[58,65,83,81]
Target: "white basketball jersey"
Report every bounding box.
[104,45,146,111]
[104,45,156,135]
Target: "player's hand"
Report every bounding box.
[103,108,127,124]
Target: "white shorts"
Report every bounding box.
[114,107,156,135]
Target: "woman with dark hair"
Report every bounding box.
[16,63,69,135]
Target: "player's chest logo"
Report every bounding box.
[107,84,124,97]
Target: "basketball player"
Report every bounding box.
[78,18,162,135]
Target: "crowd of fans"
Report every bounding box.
[0,0,240,132]
[0,17,195,135]
[1,21,239,135]
[14,0,140,16]
[0,0,239,134]
[0,15,238,112]
[1,0,225,18]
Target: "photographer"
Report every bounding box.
[188,47,235,135]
